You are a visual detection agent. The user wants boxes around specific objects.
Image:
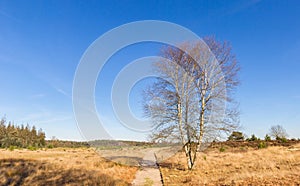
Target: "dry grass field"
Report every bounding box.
[159,142,300,185]
[0,148,137,186]
[1,142,300,185]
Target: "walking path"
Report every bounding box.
[132,149,163,186]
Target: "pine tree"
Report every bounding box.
[0,117,46,148]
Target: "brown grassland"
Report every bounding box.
[0,148,137,186]
[159,142,300,185]
[0,142,300,185]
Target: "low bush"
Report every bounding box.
[27,146,37,151]
[258,142,267,149]
[47,144,54,149]
[219,146,226,152]
[264,134,271,141]
[280,137,288,143]
[247,134,259,141]
[8,146,17,151]
[276,136,288,143]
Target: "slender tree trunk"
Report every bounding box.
[197,97,205,151]
[184,142,195,170]
[177,100,185,146]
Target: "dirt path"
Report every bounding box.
[132,149,163,186]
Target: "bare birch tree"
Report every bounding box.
[269,125,288,140]
[144,36,240,170]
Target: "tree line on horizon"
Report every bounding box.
[227,125,295,142]
[0,117,45,149]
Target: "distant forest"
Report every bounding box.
[0,118,45,148]
[0,117,89,149]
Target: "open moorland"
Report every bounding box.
[159,141,300,185]
[0,140,299,185]
[0,148,137,186]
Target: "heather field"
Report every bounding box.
[2,1,300,186]
[0,141,299,185]
[159,142,300,185]
[0,148,137,186]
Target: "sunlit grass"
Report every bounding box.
[0,148,138,185]
[160,143,300,185]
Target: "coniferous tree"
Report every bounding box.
[0,117,46,148]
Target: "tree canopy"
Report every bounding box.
[144,37,240,170]
[0,117,45,148]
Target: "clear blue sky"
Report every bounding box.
[0,0,299,141]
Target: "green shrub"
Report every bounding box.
[280,137,288,143]
[247,134,258,141]
[219,146,226,152]
[27,145,37,151]
[47,144,54,149]
[275,136,288,143]
[264,134,271,141]
[258,142,267,149]
[9,146,16,151]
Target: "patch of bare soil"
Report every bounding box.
[132,148,162,186]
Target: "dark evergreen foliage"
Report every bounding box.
[227,131,244,141]
[0,117,45,148]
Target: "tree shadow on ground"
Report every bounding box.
[158,161,186,171]
[104,156,144,167]
[0,159,130,186]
